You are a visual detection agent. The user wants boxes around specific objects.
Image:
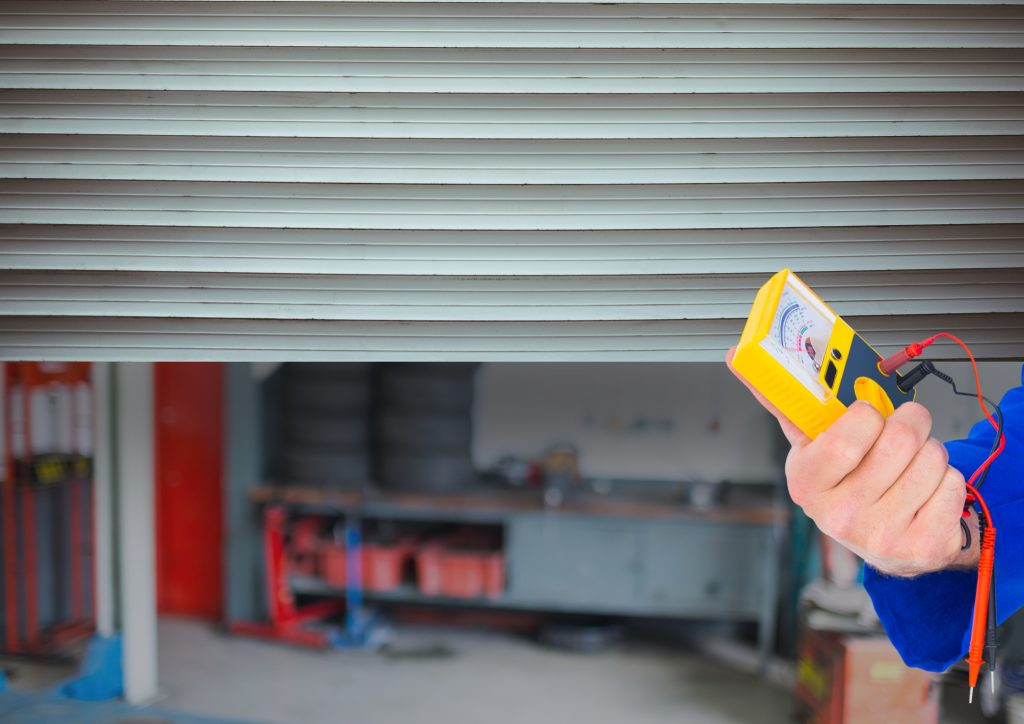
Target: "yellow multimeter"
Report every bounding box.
[732,268,915,439]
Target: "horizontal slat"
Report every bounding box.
[1,269,1020,321]
[55,1,1024,4]
[4,91,1023,139]
[2,226,1023,277]
[2,179,1022,230]
[3,225,1023,276]
[3,47,1022,94]
[0,314,1019,361]
[5,135,1023,184]
[4,3,1024,49]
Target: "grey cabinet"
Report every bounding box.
[506,515,641,610]
[639,522,767,618]
[505,513,775,623]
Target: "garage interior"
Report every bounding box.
[2,0,1024,722]
[1,360,1021,723]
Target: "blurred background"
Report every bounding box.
[0,359,1021,724]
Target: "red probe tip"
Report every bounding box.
[879,342,926,375]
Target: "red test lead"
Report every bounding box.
[967,509,996,703]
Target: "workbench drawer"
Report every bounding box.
[638,522,768,617]
[505,515,640,609]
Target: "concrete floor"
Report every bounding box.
[157,618,790,724]
[2,617,991,724]
[149,618,990,724]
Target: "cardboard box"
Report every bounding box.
[796,630,939,724]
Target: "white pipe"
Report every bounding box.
[90,362,115,638]
[115,363,158,705]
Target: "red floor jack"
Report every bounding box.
[230,506,344,648]
[230,506,385,649]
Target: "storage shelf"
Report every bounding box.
[290,575,511,609]
[250,484,787,526]
[288,575,763,620]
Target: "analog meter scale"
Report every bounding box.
[733,269,915,439]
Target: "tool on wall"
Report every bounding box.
[2,362,95,655]
[734,269,1007,704]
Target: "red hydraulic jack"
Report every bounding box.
[230,506,343,648]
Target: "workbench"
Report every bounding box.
[246,484,786,662]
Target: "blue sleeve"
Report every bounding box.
[863,365,1024,672]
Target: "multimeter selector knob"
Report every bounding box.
[853,376,896,417]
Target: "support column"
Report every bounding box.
[115,363,157,705]
[225,363,265,624]
[91,362,115,638]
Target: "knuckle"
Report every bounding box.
[918,438,949,471]
[785,458,809,506]
[902,402,933,433]
[824,507,855,543]
[849,401,886,436]
[883,419,919,456]
[830,438,867,469]
[788,484,809,509]
[944,464,965,493]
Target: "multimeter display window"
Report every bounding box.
[758,274,836,401]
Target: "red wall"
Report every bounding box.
[155,363,224,621]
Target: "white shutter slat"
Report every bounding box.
[1,315,1019,362]
[4,91,1022,140]
[4,179,1023,230]
[2,225,1023,275]
[5,3,1024,49]
[5,135,1023,185]
[1,270,1021,321]
[3,47,1023,95]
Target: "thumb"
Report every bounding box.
[725,346,811,448]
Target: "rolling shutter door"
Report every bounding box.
[0,1,1022,361]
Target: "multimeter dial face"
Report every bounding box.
[760,276,836,401]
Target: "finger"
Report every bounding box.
[836,402,934,505]
[872,437,949,528]
[725,346,810,448]
[905,464,968,570]
[785,400,885,499]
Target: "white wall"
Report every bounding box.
[916,361,1022,441]
[475,362,781,483]
[474,361,1022,483]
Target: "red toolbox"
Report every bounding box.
[320,543,348,588]
[416,545,505,599]
[320,541,412,593]
[362,543,411,592]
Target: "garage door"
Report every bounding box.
[1,1,1022,360]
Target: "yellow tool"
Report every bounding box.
[732,268,914,439]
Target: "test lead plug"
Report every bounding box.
[894,361,937,394]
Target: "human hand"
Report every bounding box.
[726,346,977,577]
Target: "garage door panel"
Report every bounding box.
[0,1,1021,360]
